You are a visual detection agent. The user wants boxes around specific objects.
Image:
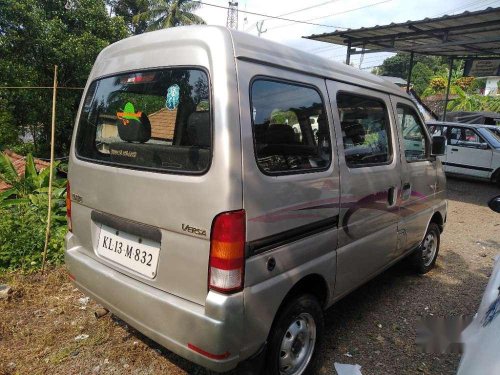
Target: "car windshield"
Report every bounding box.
[75,68,211,173]
[478,127,500,149]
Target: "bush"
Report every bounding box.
[0,204,66,272]
[0,151,67,272]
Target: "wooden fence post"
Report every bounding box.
[41,65,58,273]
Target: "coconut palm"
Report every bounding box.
[133,0,206,31]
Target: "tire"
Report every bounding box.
[491,169,500,188]
[265,294,324,375]
[411,222,440,274]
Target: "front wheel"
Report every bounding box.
[411,222,440,274]
[266,294,324,375]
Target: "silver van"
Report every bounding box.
[65,26,448,374]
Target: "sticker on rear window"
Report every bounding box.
[117,102,142,125]
[166,84,180,111]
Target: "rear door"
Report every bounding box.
[69,66,242,306]
[326,81,400,298]
[392,99,436,251]
[445,126,493,178]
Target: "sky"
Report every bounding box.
[194,0,500,71]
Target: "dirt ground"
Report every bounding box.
[0,177,499,375]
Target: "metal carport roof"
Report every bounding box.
[304,7,500,58]
[304,7,500,120]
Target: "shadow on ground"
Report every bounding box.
[446,176,499,206]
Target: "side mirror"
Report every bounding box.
[431,136,446,156]
[488,195,500,213]
[479,143,489,150]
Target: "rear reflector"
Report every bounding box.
[66,181,72,232]
[209,210,245,294]
[187,343,230,360]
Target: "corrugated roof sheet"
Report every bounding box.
[305,7,500,57]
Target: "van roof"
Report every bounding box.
[95,25,406,98]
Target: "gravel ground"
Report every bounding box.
[0,177,499,375]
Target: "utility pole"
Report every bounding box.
[226,1,239,30]
[256,20,267,37]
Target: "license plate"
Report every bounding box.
[96,224,160,279]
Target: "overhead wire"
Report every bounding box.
[244,0,343,32]
[276,0,343,18]
[268,0,393,31]
[196,1,348,29]
[434,0,500,16]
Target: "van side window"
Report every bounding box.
[336,93,391,167]
[250,79,331,174]
[396,104,429,162]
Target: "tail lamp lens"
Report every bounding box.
[209,210,245,294]
[66,181,72,232]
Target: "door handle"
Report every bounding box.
[451,148,458,151]
[387,186,397,207]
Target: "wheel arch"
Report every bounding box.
[491,167,500,183]
[267,273,329,337]
[281,273,329,310]
[429,211,444,233]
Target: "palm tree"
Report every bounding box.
[134,0,206,31]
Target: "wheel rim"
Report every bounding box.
[278,313,317,375]
[422,231,437,267]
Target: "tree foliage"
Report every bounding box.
[107,0,151,34]
[0,152,67,207]
[377,53,500,113]
[134,0,205,30]
[0,0,128,157]
[377,53,449,96]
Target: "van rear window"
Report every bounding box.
[75,68,211,173]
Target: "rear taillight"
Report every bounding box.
[66,181,72,232]
[209,210,245,294]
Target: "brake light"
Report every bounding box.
[66,181,72,232]
[209,210,245,294]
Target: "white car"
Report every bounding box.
[484,124,500,139]
[427,121,500,186]
[456,195,500,375]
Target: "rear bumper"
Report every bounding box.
[65,232,245,372]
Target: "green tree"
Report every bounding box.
[0,0,129,157]
[0,100,18,149]
[411,62,434,96]
[108,0,151,34]
[376,52,453,96]
[378,53,445,79]
[447,87,500,112]
[134,0,205,31]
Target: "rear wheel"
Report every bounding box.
[266,294,324,375]
[411,222,440,274]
